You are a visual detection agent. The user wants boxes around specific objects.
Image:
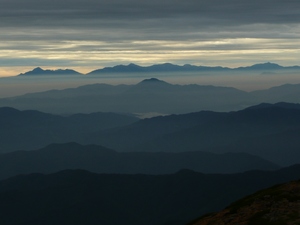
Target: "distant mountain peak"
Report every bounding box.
[18,67,82,76]
[32,67,44,71]
[138,78,170,85]
[159,62,175,66]
[261,62,276,65]
[127,63,139,67]
[255,62,282,67]
[141,78,162,82]
[237,62,283,70]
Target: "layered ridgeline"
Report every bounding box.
[190,180,300,225]
[1,103,300,166]
[0,166,300,225]
[17,62,300,75]
[0,142,279,180]
[2,77,300,114]
[0,107,138,152]
[88,102,300,166]
[0,78,253,114]
[18,67,83,76]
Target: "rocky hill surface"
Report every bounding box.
[190,180,300,225]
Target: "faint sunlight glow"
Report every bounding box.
[1,37,300,76]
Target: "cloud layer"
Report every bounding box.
[1,0,300,75]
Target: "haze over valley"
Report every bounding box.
[2,62,300,98]
[1,63,300,224]
[2,0,300,224]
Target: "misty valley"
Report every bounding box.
[1,66,300,225]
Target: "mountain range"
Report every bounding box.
[0,78,254,114]
[4,62,300,225]
[15,62,300,76]
[1,103,300,167]
[0,142,279,180]
[2,77,300,115]
[85,102,300,166]
[87,62,300,75]
[18,67,82,76]
[0,107,138,152]
[0,166,299,225]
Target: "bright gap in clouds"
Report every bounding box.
[1,0,300,76]
[1,36,300,77]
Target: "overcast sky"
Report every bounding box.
[1,0,300,76]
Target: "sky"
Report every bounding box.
[1,0,300,76]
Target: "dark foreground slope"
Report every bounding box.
[0,166,300,225]
[190,180,300,225]
[0,142,279,180]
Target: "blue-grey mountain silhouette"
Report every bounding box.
[0,107,138,152]
[0,142,279,180]
[3,78,300,115]
[87,103,300,166]
[0,78,253,114]
[18,67,82,76]
[0,165,299,225]
[86,62,300,75]
[2,103,300,166]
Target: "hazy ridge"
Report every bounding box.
[3,77,300,115]
[1,72,300,224]
[14,62,300,76]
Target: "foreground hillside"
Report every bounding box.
[0,166,300,225]
[190,180,300,225]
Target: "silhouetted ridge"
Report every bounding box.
[237,62,283,70]
[18,67,82,76]
[138,78,170,85]
[0,165,300,225]
[0,78,254,114]
[0,107,139,152]
[244,102,300,111]
[0,107,20,115]
[274,102,300,109]
[32,67,43,72]
[0,142,279,180]
[87,63,144,74]
[141,78,161,82]
[86,62,300,75]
